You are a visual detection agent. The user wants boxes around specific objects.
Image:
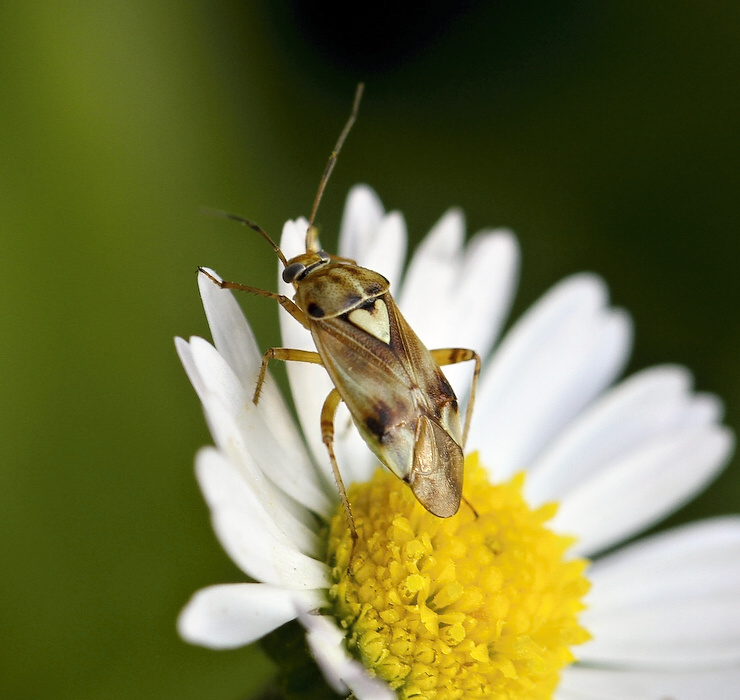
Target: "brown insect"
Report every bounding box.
[200,84,480,549]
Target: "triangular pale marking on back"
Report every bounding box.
[348,299,391,344]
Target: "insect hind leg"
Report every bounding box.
[429,347,481,446]
[321,388,358,565]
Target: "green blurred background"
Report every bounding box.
[1,2,738,697]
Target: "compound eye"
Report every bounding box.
[282,262,306,283]
[317,250,331,261]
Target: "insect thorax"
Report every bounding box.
[295,265,390,320]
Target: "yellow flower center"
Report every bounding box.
[325,454,591,699]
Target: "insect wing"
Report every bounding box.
[389,302,465,517]
[390,304,464,446]
[310,292,464,516]
[311,295,416,468]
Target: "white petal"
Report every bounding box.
[178,333,327,523]
[469,274,632,480]
[178,583,321,649]
[588,516,740,605]
[186,335,248,416]
[440,230,521,404]
[195,438,318,556]
[398,208,465,348]
[442,229,519,357]
[187,336,333,517]
[197,270,308,469]
[578,590,740,669]
[194,385,315,530]
[196,447,330,590]
[395,227,519,403]
[280,217,308,260]
[300,610,395,700]
[338,184,408,291]
[176,336,206,398]
[338,184,385,257]
[393,210,519,411]
[197,268,265,385]
[526,365,723,505]
[576,517,740,668]
[400,223,519,355]
[551,425,733,556]
[559,665,740,700]
[685,392,724,425]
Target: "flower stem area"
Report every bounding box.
[261,620,341,700]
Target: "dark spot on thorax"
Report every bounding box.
[307,302,325,318]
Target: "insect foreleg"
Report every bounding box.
[253,348,323,404]
[320,388,358,560]
[198,267,309,329]
[429,347,481,447]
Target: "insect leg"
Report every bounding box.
[462,495,479,519]
[252,348,323,404]
[320,388,358,560]
[198,267,310,329]
[429,348,481,446]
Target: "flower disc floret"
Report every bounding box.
[326,455,591,699]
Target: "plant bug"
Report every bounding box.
[200,84,481,549]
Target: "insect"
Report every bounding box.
[200,84,480,548]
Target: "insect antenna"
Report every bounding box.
[202,207,288,267]
[305,82,364,252]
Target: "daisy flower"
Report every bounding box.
[176,185,739,699]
